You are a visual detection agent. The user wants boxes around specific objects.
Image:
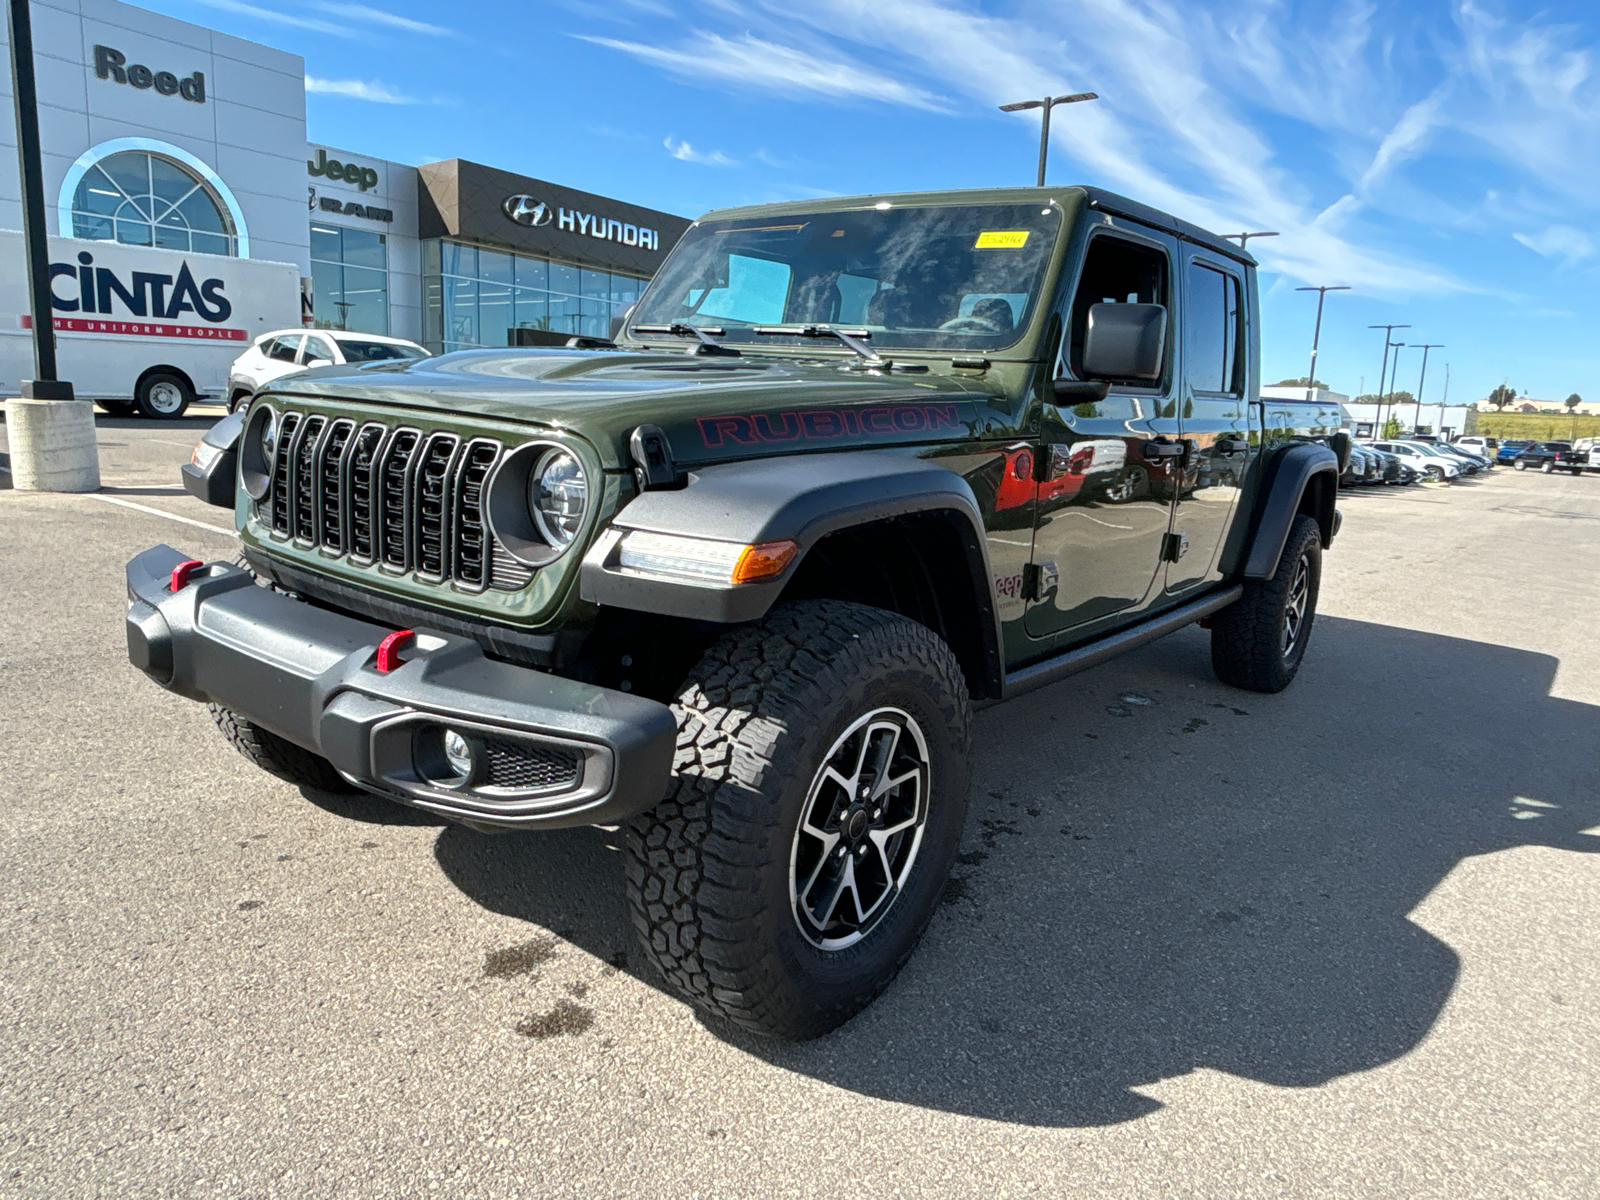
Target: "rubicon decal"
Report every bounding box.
[698,403,963,448]
[47,252,232,322]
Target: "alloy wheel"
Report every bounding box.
[789,708,931,951]
[1282,553,1311,659]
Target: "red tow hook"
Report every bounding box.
[374,629,416,673]
[169,559,205,591]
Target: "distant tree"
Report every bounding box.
[1273,376,1329,389]
[1355,391,1416,407]
[1382,415,1403,438]
[1487,383,1517,410]
[1566,393,1583,412]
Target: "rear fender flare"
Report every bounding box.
[1240,442,1340,580]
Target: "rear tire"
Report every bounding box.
[210,704,358,792]
[1541,460,1554,474]
[1211,514,1322,694]
[135,371,192,419]
[626,600,971,1040]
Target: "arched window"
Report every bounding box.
[63,144,244,257]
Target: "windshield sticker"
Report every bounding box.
[698,403,963,448]
[975,231,1029,249]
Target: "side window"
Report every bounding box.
[265,335,301,362]
[302,335,336,363]
[1185,261,1243,394]
[1061,234,1169,383]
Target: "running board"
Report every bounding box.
[998,585,1244,702]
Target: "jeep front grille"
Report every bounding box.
[262,413,530,592]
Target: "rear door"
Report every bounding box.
[256,334,304,386]
[1167,249,1254,593]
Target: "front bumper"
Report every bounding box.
[124,545,676,830]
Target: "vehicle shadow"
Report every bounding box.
[429,616,1600,1128]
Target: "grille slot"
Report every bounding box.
[453,440,500,590]
[348,424,385,562]
[267,412,301,535]
[378,429,420,570]
[413,434,460,581]
[481,737,581,791]
[259,410,533,593]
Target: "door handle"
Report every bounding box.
[1216,438,1251,453]
[1142,440,1184,460]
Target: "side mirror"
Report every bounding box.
[1082,303,1166,382]
[304,357,333,369]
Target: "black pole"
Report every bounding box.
[1036,97,1051,187]
[8,0,71,399]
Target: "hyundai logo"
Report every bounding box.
[502,195,553,227]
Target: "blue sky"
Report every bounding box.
[152,0,1599,405]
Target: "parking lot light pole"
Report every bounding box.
[999,92,1098,187]
[1412,344,1443,433]
[1221,231,1279,252]
[3,0,98,492]
[1295,285,1349,401]
[1369,324,1409,438]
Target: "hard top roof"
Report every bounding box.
[694,184,1256,268]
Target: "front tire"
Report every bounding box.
[1210,514,1322,694]
[1541,460,1554,474]
[1514,460,1527,471]
[210,705,358,793]
[626,600,971,1040]
[135,371,192,419]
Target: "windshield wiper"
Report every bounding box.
[631,322,739,356]
[752,324,886,367]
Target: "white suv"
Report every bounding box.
[227,329,429,411]
[1368,440,1461,481]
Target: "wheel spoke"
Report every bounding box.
[872,766,920,803]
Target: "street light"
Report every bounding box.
[1295,285,1350,401]
[999,92,1098,187]
[1368,324,1409,438]
[1411,344,1443,433]
[1221,231,1279,252]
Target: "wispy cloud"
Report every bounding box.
[663,136,737,166]
[1514,225,1596,265]
[580,31,947,110]
[190,0,354,36]
[306,76,417,103]
[317,3,460,37]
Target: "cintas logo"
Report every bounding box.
[502,195,553,227]
[48,251,232,322]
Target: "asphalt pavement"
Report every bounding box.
[2,415,1597,1198]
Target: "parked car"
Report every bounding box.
[1455,436,1498,456]
[1429,442,1492,471]
[1369,440,1459,481]
[1367,447,1415,485]
[1511,441,1582,474]
[227,329,430,411]
[1339,445,1373,487]
[1495,440,1532,464]
[1409,441,1481,474]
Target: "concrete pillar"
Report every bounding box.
[3,398,100,492]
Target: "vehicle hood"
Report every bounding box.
[265,347,1001,469]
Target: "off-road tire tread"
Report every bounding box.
[209,704,354,791]
[625,599,970,1039]
[1210,514,1321,694]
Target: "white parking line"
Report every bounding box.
[88,493,237,538]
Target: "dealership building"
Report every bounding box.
[0,0,689,403]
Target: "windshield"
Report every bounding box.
[630,202,1062,353]
[338,339,427,362]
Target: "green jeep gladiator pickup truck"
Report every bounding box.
[128,185,1347,1039]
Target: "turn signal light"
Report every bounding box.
[731,540,799,584]
[374,629,415,673]
[169,559,204,591]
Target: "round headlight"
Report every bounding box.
[260,411,278,458]
[529,449,587,547]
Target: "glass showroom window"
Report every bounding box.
[311,223,388,334]
[423,239,645,353]
[70,150,238,256]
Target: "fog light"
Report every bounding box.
[443,730,474,778]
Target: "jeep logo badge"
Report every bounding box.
[503,195,553,227]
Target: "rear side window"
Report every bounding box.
[338,339,426,362]
[1185,261,1244,394]
[265,335,301,362]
